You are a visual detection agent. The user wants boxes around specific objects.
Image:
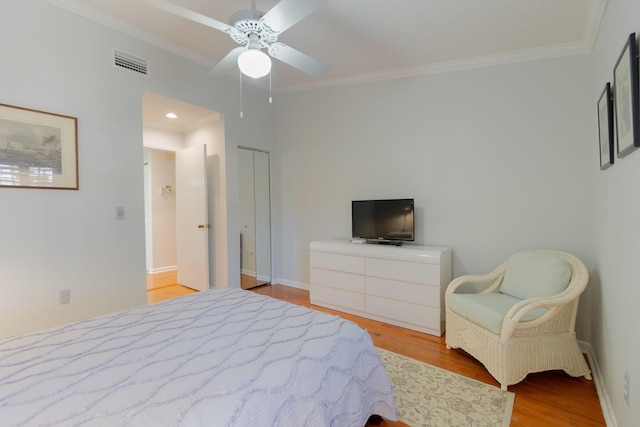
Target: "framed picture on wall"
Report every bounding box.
[598,82,614,170]
[613,33,640,159]
[0,103,78,189]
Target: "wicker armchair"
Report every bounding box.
[445,250,592,390]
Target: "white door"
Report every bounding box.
[176,144,209,291]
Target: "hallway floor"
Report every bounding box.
[146,270,196,304]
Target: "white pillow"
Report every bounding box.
[500,251,571,300]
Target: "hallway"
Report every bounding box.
[146,270,196,304]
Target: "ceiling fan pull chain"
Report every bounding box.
[269,72,273,104]
[239,69,244,119]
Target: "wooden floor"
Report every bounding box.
[146,278,606,427]
[240,273,270,290]
[146,270,197,304]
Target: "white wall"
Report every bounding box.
[0,0,274,337]
[275,56,594,316]
[147,149,177,273]
[143,129,183,275]
[275,55,598,353]
[589,0,640,425]
[143,126,185,152]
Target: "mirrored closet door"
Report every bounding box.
[238,147,271,289]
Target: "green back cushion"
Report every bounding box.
[500,251,571,300]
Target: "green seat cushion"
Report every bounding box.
[448,293,549,334]
[500,251,571,300]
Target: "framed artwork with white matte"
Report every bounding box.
[613,33,640,159]
[0,103,78,189]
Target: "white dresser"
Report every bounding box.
[309,240,452,336]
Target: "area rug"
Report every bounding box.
[377,348,515,427]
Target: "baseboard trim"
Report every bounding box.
[579,341,616,427]
[274,279,309,291]
[147,266,178,274]
[241,268,257,277]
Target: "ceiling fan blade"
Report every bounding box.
[208,47,245,76]
[268,42,330,78]
[261,0,330,34]
[141,0,232,34]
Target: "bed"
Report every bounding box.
[0,288,397,426]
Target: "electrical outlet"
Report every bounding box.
[59,289,71,305]
[624,371,630,406]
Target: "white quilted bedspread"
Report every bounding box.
[0,288,396,426]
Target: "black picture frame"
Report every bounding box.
[613,33,640,159]
[598,83,614,170]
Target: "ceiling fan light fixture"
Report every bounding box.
[238,49,272,78]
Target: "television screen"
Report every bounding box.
[352,199,415,243]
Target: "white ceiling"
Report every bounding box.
[48,0,607,94]
[142,92,223,131]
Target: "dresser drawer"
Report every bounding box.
[310,285,365,312]
[309,240,450,336]
[366,295,440,330]
[310,251,364,274]
[365,258,440,284]
[310,267,365,293]
[366,276,440,307]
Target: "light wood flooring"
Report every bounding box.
[146,270,197,304]
[146,277,606,427]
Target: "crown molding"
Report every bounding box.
[277,0,608,93]
[45,0,216,69]
[583,0,609,49]
[278,41,592,93]
[45,0,608,94]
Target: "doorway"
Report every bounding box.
[142,93,225,292]
[143,146,210,292]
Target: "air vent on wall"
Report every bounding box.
[112,49,149,77]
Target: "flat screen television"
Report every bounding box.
[351,198,415,245]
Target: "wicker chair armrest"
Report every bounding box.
[505,296,561,321]
[445,261,508,295]
[500,290,582,338]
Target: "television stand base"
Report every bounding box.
[367,239,403,246]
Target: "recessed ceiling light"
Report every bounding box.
[165,112,178,119]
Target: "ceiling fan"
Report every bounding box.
[141,0,331,79]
